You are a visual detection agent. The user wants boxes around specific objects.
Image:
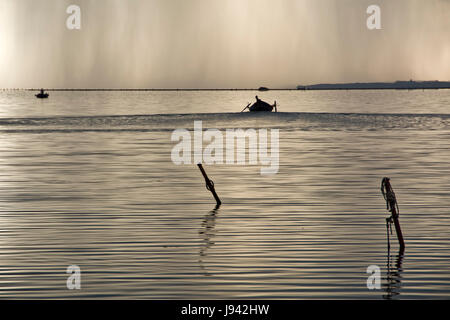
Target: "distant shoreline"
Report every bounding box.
[297,80,450,90]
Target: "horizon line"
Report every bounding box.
[2,79,450,91]
[2,88,450,92]
[4,88,294,91]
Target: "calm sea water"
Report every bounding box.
[0,89,449,299]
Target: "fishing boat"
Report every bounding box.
[36,89,49,99]
[242,96,277,112]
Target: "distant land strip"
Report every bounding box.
[297,80,450,90]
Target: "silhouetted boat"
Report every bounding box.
[258,87,269,91]
[36,89,49,99]
[241,96,277,112]
[36,93,49,99]
[249,100,276,112]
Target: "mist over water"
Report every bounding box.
[0,0,449,88]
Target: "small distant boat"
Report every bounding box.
[241,96,277,112]
[36,93,49,98]
[258,87,270,91]
[36,89,49,99]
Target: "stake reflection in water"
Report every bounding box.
[199,204,221,276]
[383,249,405,300]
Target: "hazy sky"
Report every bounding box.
[0,0,449,88]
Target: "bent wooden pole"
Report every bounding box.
[198,164,221,206]
[381,177,405,251]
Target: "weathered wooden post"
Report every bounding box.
[381,177,405,251]
[198,164,221,206]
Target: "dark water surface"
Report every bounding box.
[0,90,449,299]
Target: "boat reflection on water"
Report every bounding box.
[382,248,405,300]
[198,204,221,276]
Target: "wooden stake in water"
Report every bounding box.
[198,164,221,206]
[381,177,405,251]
